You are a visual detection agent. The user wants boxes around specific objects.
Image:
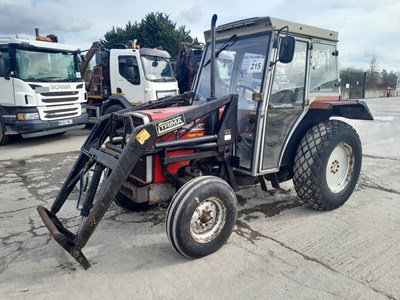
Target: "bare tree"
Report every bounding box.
[367,55,379,89]
[369,55,378,74]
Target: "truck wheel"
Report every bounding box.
[104,104,123,115]
[293,120,362,210]
[166,176,237,258]
[114,192,150,212]
[0,121,9,146]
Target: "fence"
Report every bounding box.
[342,89,399,99]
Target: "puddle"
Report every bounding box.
[2,160,26,169]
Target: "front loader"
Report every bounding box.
[38,15,373,269]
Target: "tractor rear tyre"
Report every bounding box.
[293,120,362,210]
[114,192,150,212]
[166,176,238,258]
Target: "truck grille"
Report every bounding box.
[42,106,80,120]
[40,91,80,104]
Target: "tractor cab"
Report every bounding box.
[192,17,340,175]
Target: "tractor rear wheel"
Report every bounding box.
[293,120,362,210]
[166,176,238,258]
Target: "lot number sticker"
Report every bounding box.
[248,59,264,73]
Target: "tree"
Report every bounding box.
[366,55,379,89]
[379,69,397,89]
[100,12,194,58]
[340,59,398,95]
[101,21,139,49]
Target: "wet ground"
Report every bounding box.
[0,98,399,299]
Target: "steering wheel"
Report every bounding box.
[235,85,258,97]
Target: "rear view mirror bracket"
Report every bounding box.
[270,26,295,67]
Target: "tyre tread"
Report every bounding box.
[293,120,361,210]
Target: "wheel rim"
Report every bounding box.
[326,142,355,193]
[190,197,226,243]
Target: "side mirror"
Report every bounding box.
[279,36,295,64]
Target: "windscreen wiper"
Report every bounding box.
[203,34,237,68]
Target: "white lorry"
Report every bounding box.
[81,41,179,123]
[0,35,88,145]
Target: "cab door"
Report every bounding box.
[258,39,309,172]
[112,53,144,104]
[0,48,14,106]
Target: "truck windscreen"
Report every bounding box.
[15,48,81,82]
[140,55,176,82]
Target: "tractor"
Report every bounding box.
[38,15,373,269]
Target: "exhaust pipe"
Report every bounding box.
[207,14,218,134]
[210,14,217,99]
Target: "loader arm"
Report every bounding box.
[80,41,101,77]
[37,94,238,269]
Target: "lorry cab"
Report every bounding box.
[108,47,179,104]
[83,44,180,121]
[0,37,88,145]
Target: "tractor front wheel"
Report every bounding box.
[166,176,238,258]
[293,120,362,210]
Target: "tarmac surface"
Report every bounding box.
[0,98,399,299]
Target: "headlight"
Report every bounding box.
[17,112,40,121]
[81,105,87,113]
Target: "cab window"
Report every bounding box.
[270,40,308,107]
[310,43,339,93]
[118,55,140,85]
[0,47,11,76]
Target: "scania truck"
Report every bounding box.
[0,34,88,145]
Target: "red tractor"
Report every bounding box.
[38,15,373,269]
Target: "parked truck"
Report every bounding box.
[81,41,179,123]
[175,42,204,93]
[38,15,373,269]
[0,33,88,145]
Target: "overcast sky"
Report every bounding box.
[1,0,399,72]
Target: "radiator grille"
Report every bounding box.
[130,157,148,182]
[42,107,80,120]
[41,91,80,104]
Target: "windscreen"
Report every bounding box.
[193,33,271,108]
[140,55,176,82]
[15,48,81,81]
[193,33,271,171]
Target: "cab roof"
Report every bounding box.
[204,16,338,42]
[0,37,81,52]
